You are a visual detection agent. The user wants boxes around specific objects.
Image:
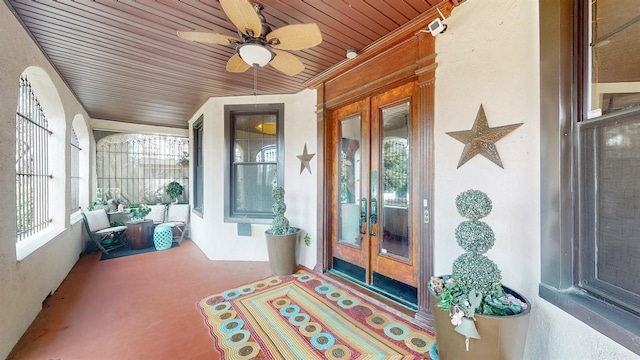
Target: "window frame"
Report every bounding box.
[223,103,284,223]
[192,116,204,217]
[70,127,81,214]
[539,0,640,355]
[15,76,52,242]
[95,132,189,205]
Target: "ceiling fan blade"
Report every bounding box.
[176,30,239,45]
[227,53,251,73]
[269,49,305,76]
[267,24,322,50]
[220,0,262,37]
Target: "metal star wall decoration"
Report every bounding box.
[297,143,315,174]
[446,104,523,169]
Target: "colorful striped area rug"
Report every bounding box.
[197,270,435,359]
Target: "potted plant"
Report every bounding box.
[128,204,151,221]
[429,189,531,360]
[264,186,301,276]
[88,199,108,211]
[166,181,184,203]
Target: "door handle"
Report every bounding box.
[369,197,377,236]
[359,197,367,234]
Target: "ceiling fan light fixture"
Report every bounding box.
[238,43,274,67]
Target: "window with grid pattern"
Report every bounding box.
[70,128,80,213]
[96,133,189,205]
[16,76,51,241]
[224,103,284,222]
[540,0,640,355]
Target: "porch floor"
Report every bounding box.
[8,240,272,359]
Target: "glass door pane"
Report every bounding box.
[380,102,410,260]
[339,115,362,247]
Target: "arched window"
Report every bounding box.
[16,76,51,241]
[96,133,189,204]
[70,128,81,212]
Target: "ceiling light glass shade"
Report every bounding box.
[238,44,274,67]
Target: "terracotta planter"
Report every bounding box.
[265,230,300,276]
[429,283,531,360]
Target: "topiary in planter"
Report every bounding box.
[452,189,501,297]
[266,186,298,235]
[429,189,530,359]
[265,186,300,276]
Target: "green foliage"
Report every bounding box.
[166,181,184,200]
[481,289,527,316]
[430,189,527,320]
[110,221,126,227]
[303,233,311,246]
[452,189,502,297]
[128,204,151,219]
[432,276,525,317]
[267,186,298,235]
[452,252,502,297]
[88,199,107,211]
[456,189,492,220]
[455,220,495,254]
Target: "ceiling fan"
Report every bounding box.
[177,0,322,76]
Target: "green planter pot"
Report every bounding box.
[429,281,531,360]
[265,230,300,276]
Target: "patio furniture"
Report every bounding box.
[159,204,190,244]
[126,219,154,250]
[144,204,167,225]
[153,225,173,250]
[82,209,127,254]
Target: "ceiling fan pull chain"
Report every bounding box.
[253,65,258,104]
[254,65,257,96]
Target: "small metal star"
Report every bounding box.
[446,104,523,169]
[296,144,315,174]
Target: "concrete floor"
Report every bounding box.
[8,240,272,359]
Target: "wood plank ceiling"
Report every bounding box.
[7,0,454,128]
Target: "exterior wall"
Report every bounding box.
[0,3,92,358]
[433,0,638,359]
[2,0,638,358]
[187,90,318,269]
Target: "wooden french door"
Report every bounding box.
[328,83,419,306]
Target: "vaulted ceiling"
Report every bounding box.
[6,0,459,128]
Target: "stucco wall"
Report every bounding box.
[3,0,639,358]
[433,0,638,359]
[187,91,318,269]
[0,3,93,358]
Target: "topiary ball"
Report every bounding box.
[272,186,285,201]
[452,252,502,296]
[269,216,290,235]
[455,220,495,254]
[272,202,286,215]
[456,189,492,220]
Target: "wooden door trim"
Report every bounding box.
[327,100,371,273]
[313,11,439,327]
[369,82,419,287]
